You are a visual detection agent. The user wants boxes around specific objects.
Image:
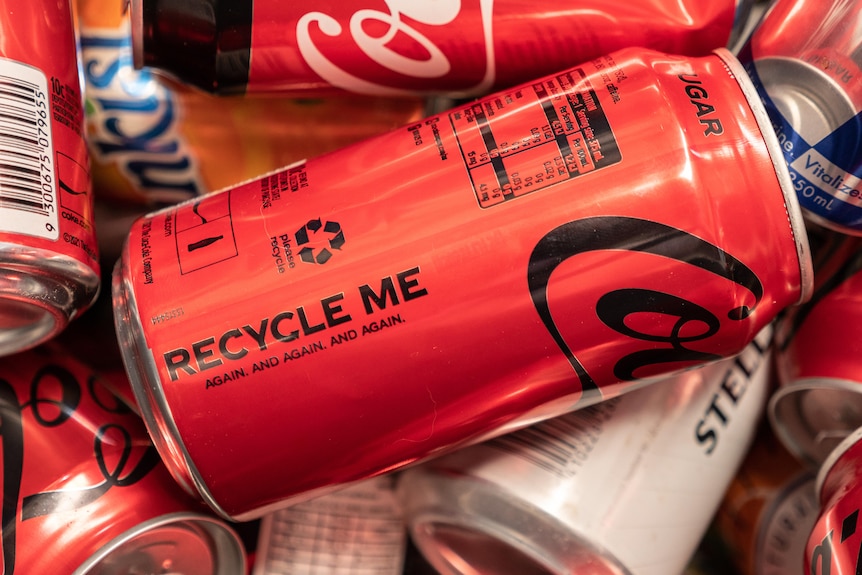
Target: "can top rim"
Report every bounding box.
[71,512,246,575]
[712,48,814,305]
[815,422,862,500]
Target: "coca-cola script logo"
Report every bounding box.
[295,0,496,95]
[0,361,159,573]
[528,216,764,406]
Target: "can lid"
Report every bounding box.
[396,468,632,575]
[768,378,862,469]
[72,513,246,575]
[129,0,252,93]
[0,245,100,356]
[712,49,814,304]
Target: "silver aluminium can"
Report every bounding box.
[396,328,773,575]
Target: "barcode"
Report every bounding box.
[0,59,58,240]
[487,398,619,478]
[255,478,406,575]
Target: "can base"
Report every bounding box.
[0,244,99,356]
[111,258,229,520]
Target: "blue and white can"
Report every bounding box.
[738,0,862,234]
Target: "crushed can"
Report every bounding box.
[112,47,812,521]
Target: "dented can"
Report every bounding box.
[808,426,862,574]
[129,0,754,95]
[112,47,812,521]
[0,345,245,574]
[0,0,100,356]
[771,232,862,468]
[738,0,862,234]
[395,331,772,575]
[75,0,428,206]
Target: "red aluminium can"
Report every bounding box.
[0,0,100,357]
[129,0,754,95]
[713,421,819,575]
[0,345,245,574]
[807,427,862,574]
[771,232,862,468]
[737,0,862,234]
[113,47,812,521]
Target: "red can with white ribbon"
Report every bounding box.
[129,0,754,95]
[0,345,245,575]
[113,47,812,521]
[0,0,100,356]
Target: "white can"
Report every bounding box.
[395,327,773,575]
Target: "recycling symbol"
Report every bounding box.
[295,218,345,264]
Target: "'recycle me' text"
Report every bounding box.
[162,266,428,382]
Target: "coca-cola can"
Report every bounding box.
[129,0,754,96]
[738,0,862,235]
[712,420,819,575]
[395,330,772,575]
[770,233,862,468]
[807,426,862,574]
[0,0,100,356]
[75,0,429,207]
[0,344,245,575]
[112,47,812,521]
